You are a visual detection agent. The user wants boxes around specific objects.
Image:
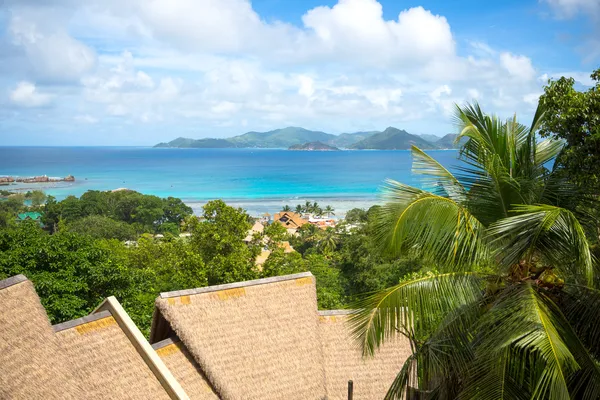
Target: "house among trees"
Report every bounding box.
[272,211,308,235]
[1,272,410,399]
[16,211,42,223]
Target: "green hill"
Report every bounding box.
[435,133,467,149]
[328,131,378,148]
[154,137,235,148]
[350,127,438,150]
[418,133,442,143]
[288,141,340,151]
[228,127,336,148]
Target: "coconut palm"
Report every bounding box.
[282,205,291,212]
[295,204,304,214]
[304,200,313,214]
[324,205,335,217]
[314,228,340,254]
[351,102,600,399]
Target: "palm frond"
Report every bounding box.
[376,180,489,268]
[411,145,467,203]
[488,204,594,285]
[349,272,483,357]
[469,283,579,400]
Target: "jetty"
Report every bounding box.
[0,175,75,184]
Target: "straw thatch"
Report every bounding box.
[55,311,171,400]
[153,337,218,400]
[154,272,327,400]
[318,310,412,400]
[0,275,84,399]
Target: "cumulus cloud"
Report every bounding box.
[301,2,455,65]
[500,53,536,81]
[8,9,96,82]
[9,81,52,107]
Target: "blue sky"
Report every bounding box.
[0,0,598,145]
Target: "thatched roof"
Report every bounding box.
[0,275,84,399]
[153,337,218,400]
[152,272,327,400]
[318,310,412,400]
[54,310,172,400]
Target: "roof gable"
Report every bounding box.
[153,337,219,400]
[154,272,327,400]
[0,275,85,399]
[54,310,172,400]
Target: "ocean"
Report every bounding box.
[0,147,460,216]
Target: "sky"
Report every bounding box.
[0,0,598,146]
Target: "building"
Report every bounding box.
[272,211,308,235]
[243,221,265,243]
[1,272,411,399]
[16,211,42,222]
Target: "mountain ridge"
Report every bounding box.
[155,126,459,150]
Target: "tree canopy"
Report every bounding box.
[539,68,600,189]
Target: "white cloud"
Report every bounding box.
[500,52,536,81]
[543,0,600,18]
[9,81,52,107]
[430,85,452,100]
[301,2,455,66]
[8,10,96,82]
[298,75,315,98]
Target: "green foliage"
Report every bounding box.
[263,221,288,244]
[345,208,368,224]
[352,101,600,399]
[42,190,193,234]
[66,215,137,241]
[261,248,307,277]
[29,190,47,207]
[191,200,258,285]
[0,222,136,323]
[539,68,600,189]
[307,254,344,309]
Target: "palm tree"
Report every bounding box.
[324,205,335,217]
[304,200,313,214]
[352,102,600,399]
[318,228,339,254]
[282,205,291,212]
[295,204,303,214]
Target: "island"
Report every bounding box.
[154,126,456,150]
[288,141,340,151]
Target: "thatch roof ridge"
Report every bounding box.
[318,309,355,316]
[52,310,112,332]
[154,336,219,399]
[93,296,190,400]
[0,274,27,290]
[159,271,313,298]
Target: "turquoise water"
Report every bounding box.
[0,147,460,215]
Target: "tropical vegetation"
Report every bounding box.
[352,100,600,399]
